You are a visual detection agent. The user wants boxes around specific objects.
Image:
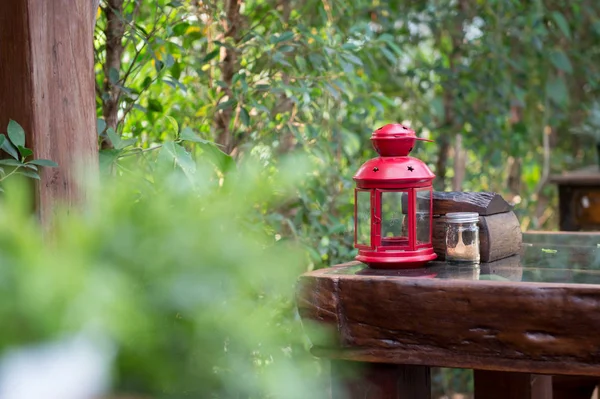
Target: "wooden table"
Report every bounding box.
[296,232,600,398]
[550,166,600,231]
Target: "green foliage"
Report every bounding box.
[0,120,57,188]
[571,101,600,142]
[88,1,600,395]
[93,0,600,248]
[0,159,330,398]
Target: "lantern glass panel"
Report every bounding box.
[380,191,409,248]
[355,190,371,247]
[416,188,432,245]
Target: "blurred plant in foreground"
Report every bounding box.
[0,154,330,398]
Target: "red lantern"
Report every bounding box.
[353,124,437,269]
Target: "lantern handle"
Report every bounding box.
[391,135,433,142]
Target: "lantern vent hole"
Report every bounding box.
[373,167,379,172]
[408,166,414,172]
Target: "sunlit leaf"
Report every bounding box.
[180,127,211,144]
[165,116,179,134]
[158,141,196,182]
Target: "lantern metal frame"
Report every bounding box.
[353,124,437,269]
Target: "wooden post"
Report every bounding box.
[331,361,431,399]
[0,0,98,222]
[474,371,552,399]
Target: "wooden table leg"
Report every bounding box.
[474,370,552,399]
[331,361,431,399]
[552,375,598,399]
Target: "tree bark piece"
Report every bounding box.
[431,191,513,216]
[0,0,98,222]
[331,361,431,399]
[474,371,552,399]
[432,211,522,262]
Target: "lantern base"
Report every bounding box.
[356,247,437,269]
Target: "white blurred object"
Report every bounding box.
[0,333,115,399]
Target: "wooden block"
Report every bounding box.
[402,191,512,216]
[432,191,512,216]
[433,211,522,262]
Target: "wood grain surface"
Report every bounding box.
[0,0,98,222]
[431,191,512,216]
[297,265,600,376]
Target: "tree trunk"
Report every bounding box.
[215,0,242,154]
[92,0,100,28]
[452,133,465,191]
[434,0,467,190]
[101,0,126,149]
[434,136,451,190]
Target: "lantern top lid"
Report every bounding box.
[371,123,432,157]
[353,156,435,187]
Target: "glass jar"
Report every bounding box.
[445,212,480,263]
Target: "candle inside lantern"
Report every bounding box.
[445,212,480,263]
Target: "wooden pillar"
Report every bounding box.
[331,361,431,399]
[0,0,98,222]
[474,370,553,399]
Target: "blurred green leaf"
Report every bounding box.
[546,77,569,106]
[240,107,250,126]
[109,67,120,84]
[552,11,571,40]
[549,49,573,74]
[272,31,294,44]
[15,169,40,180]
